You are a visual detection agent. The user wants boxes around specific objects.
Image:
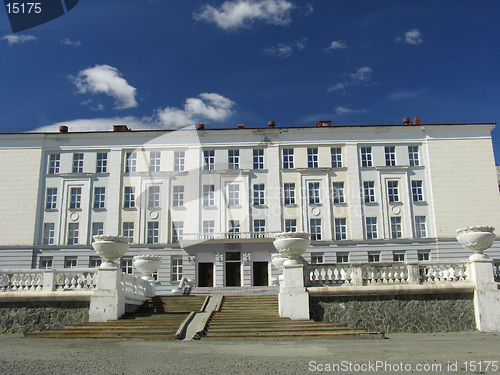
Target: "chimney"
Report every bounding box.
[59,125,68,133]
[237,123,245,129]
[113,125,130,132]
[316,121,332,127]
[412,117,421,125]
[197,124,205,130]
[403,118,411,125]
[268,121,275,128]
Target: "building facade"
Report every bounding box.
[1,121,499,291]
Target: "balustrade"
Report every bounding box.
[305,261,470,288]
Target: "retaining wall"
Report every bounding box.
[310,293,475,333]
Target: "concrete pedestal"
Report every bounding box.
[278,263,310,320]
[469,259,500,332]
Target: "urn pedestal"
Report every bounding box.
[133,255,162,282]
[456,226,496,261]
[273,232,311,266]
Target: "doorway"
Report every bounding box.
[225,251,241,286]
[198,262,213,287]
[253,262,269,286]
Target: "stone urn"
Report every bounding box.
[133,255,162,281]
[456,226,496,260]
[271,253,286,282]
[92,235,130,269]
[273,232,311,266]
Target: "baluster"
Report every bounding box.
[333,268,339,283]
[325,267,333,283]
[458,265,466,282]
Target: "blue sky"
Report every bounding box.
[1,0,500,163]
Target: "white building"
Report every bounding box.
[1,120,499,291]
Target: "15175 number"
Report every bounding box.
[5,3,41,14]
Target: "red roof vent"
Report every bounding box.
[268,121,275,128]
[316,121,332,127]
[403,118,411,125]
[59,125,68,133]
[197,124,205,130]
[237,123,245,129]
[412,117,421,125]
[113,125,130,132]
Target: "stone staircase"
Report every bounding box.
[24,296,206,340]
[201,295,384,339]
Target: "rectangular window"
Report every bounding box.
[331,147,342,168]
[93,187,106,209]
[123,222,134,243]
[387,181,399,202]
[253,219,265,237]
[96,153,107,173]
[415,216,427,238]
[64,256,77,269]
[89,256,102,268]
[148,186,160,208]
[366,217,377,239]
[310,218,322,241]
[172,222,184,242]
[39,256,53,269]
[73,153,84,173]
[334,218,347,240]
[408,146,420,166]
[228,150,239,169]
[336,252,349,263]
[204,150,215,171]
[393,251,405,262]
[70,187,81,209]
[173,186,184,207]
[307,148,318,168]
[43,223,55,245]
[124,187,135,208]
[46,188,57,209]
[332,182,345,204]
[121,257,133,274]
[285,219,297,233]
[308,182,320,204]
[125,152,136,173]
[49,154,60,174]
[228,185,240,206]
[311,253,323,264]
[390,217,402,239]
[418,250,430,261]
[411,180,424,202]
[385,146,396,166]
[368,252,380,262]
[283,148,294,169]
[150,151,161,172]
[171,256,183,282]
[253,149,264,169]
[203,220,215,239]
[147,222,159,244]
[229,220,240,239]
[92,222,104,238]
[174,151,185,172]
[68,223,79,245]
[360,147,372,167]
[363,181,375,203]
[203,185,215,206]
[284,183,295,205]
[253,184,265,205]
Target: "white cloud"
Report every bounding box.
[335,106,367,115]
[388,88,427,101]
[395,29,423,45]
[328,66,373,92]
[2,34,36,46]
[263,37,307,58]
[68,65,138,110]
[324,40,347,51]
[61,38,81,47]
[193,0,296,30]
[154,93,236,126]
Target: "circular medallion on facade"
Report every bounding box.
[70,212,79,221]
[311,207,321,216]
[391,206,401,215]
[150,211,159,219]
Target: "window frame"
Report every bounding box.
[360,147,372,167]
[204,150,215,171]
[308,182,321,204]
[408,146,420,166]
[253,183,265,205]
[69,187,82,209]
[411,180,424,202]
[123,222,134,243]
[385,146,396,166]
[284,183,296,205]
[68,223,79,245]
[415,216,427,238]
[96,152,107,173]
[334,218,347,240]
[332,182,345,204]
[310,218,322,241]
[46,188,57,209]
[203,185,215,207]
[172,221,184,242]
[307,147,319,168]
[72,153,84,173]
[173,186,184,207]
[125,152,137,173]
[43,223,55,245]
[48,154,60,174]
[171,256,183,282]
[253,149,264,170]
[150,151,161,172]
[124,186,135,208]
[228,149,240,170]
[228,184,240,206]
[390,216,402,239]
[93,187,106,209]
[331,147,342,168]
[387,180,400,203]
[285,219,297,233]
[365,217,378,239]
[363,181,375,203]
[283,148,294,169]
[147,222,159,244]
[174,151,185,172]
[148,186,160,208]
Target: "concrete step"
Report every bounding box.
[203,331,385,340]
